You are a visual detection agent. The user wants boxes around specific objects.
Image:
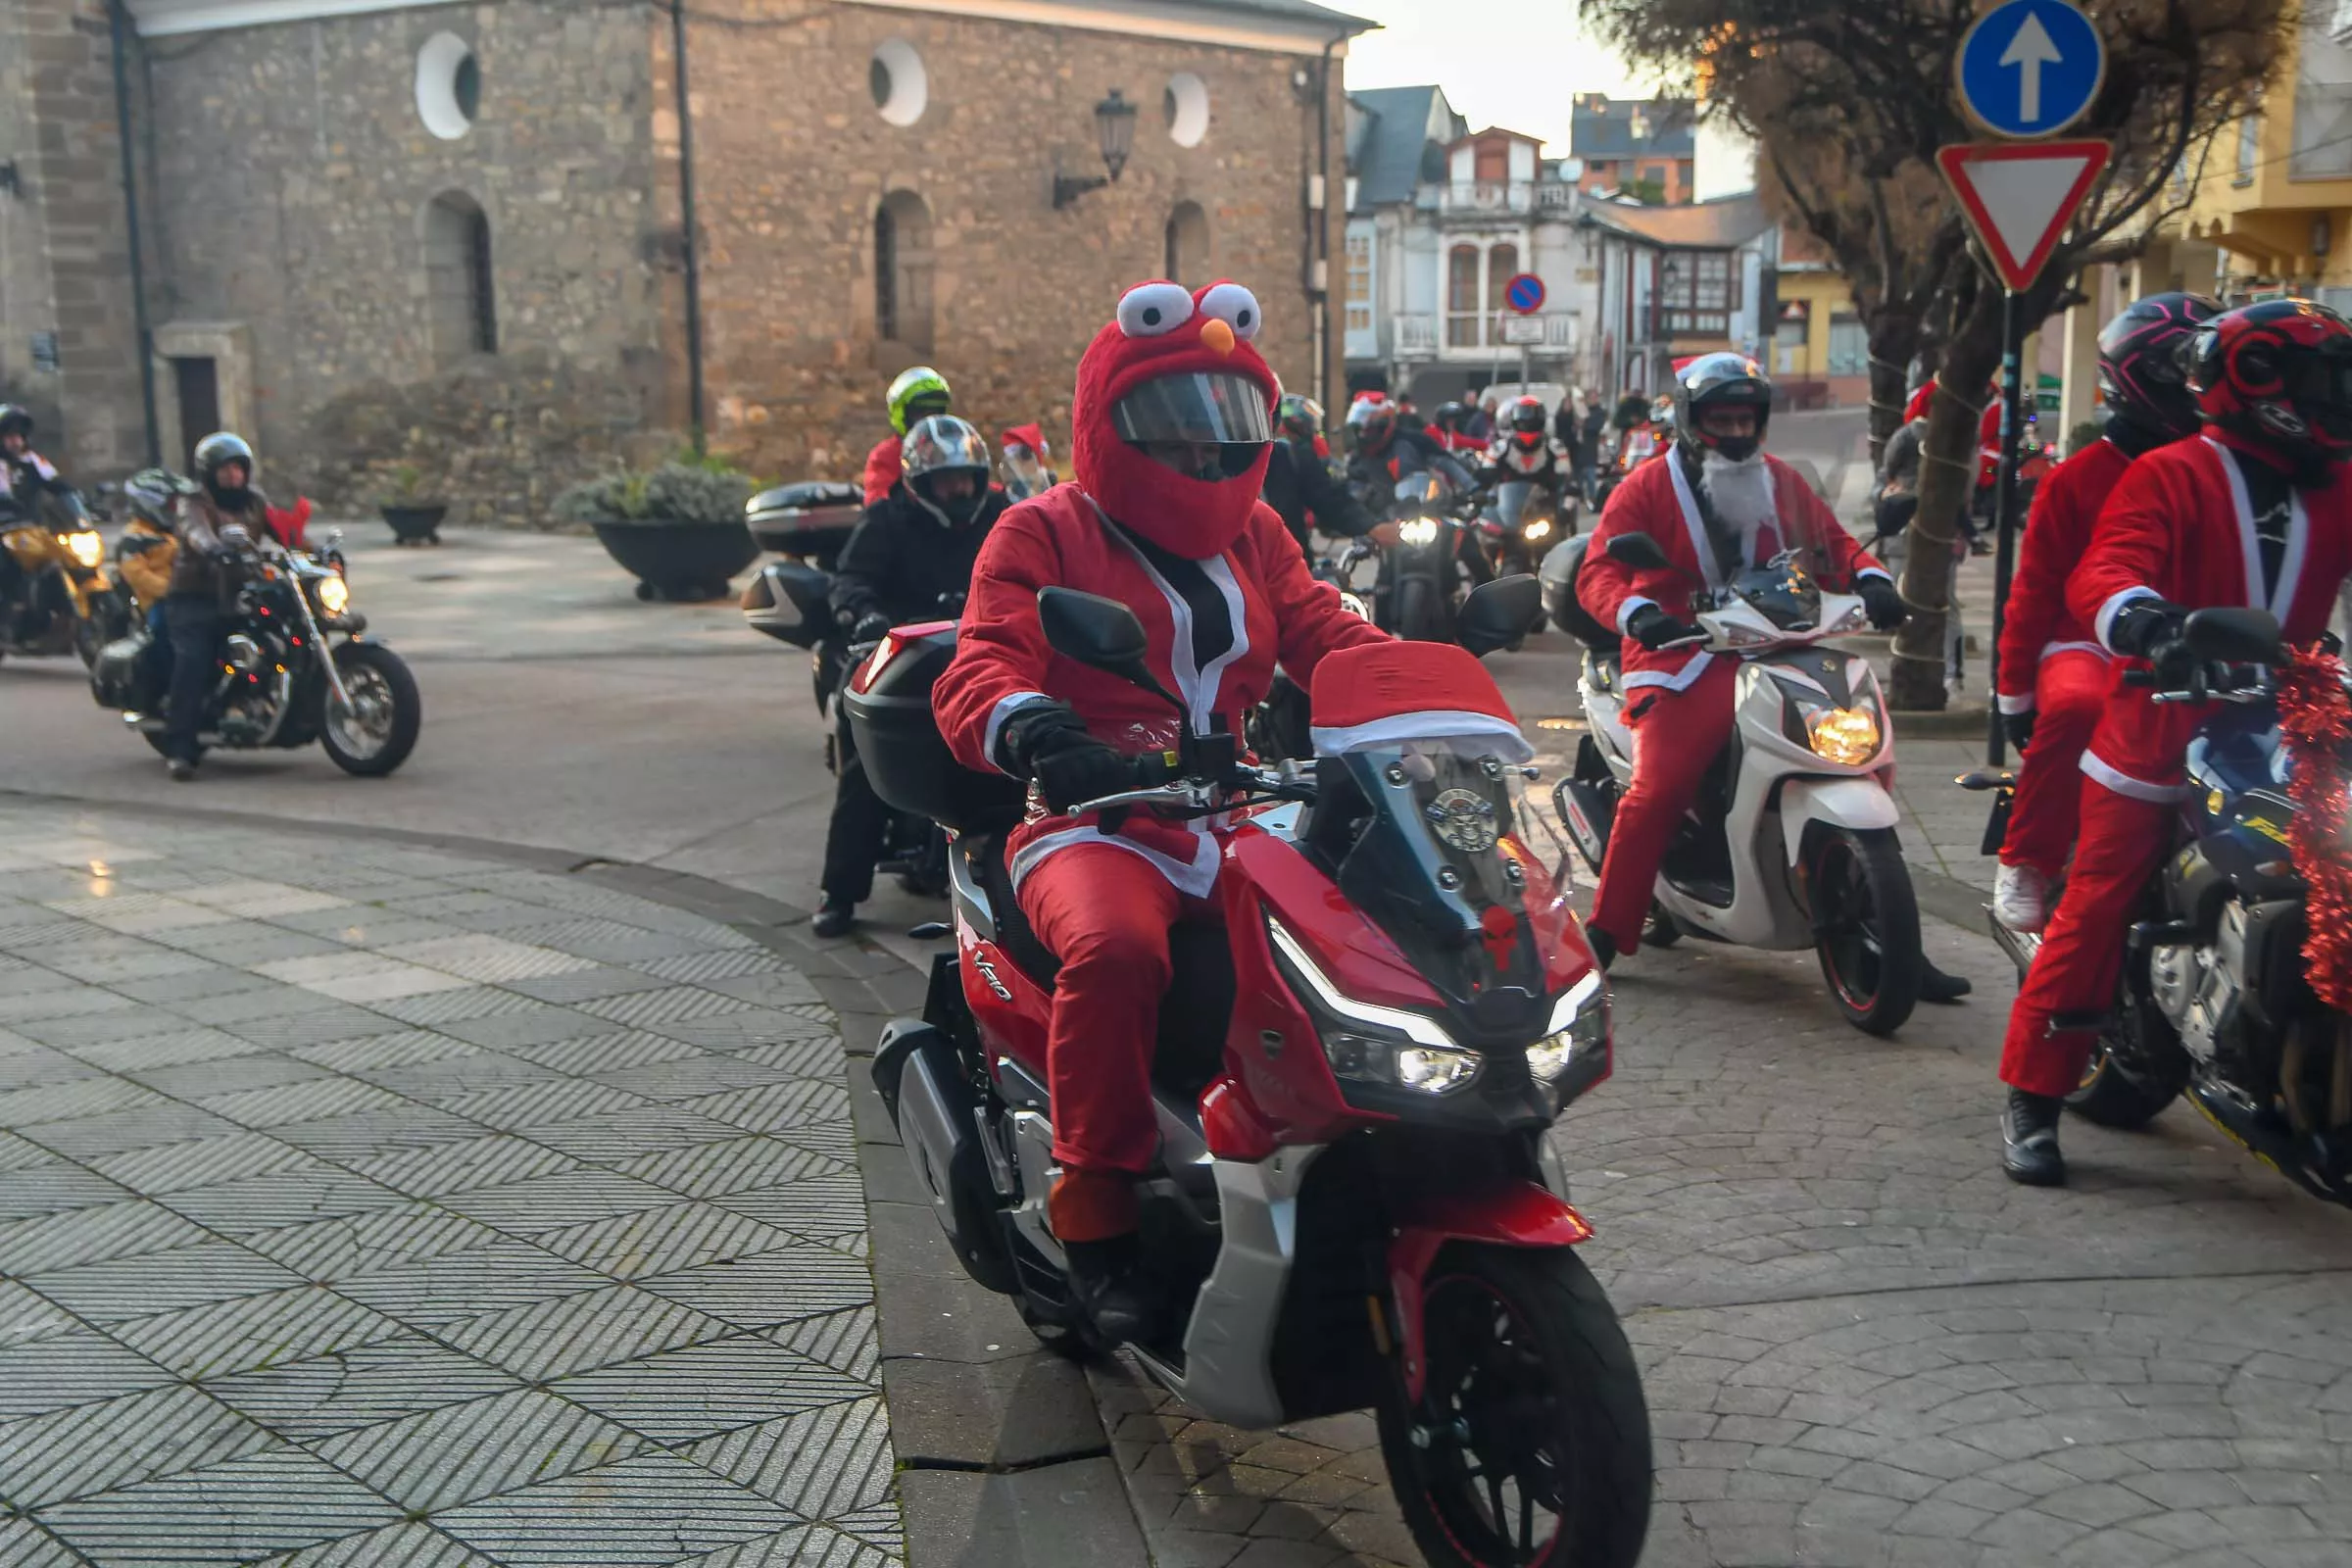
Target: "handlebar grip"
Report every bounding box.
[2121,668,2155,687]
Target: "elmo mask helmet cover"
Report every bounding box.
[1072,278,1277,559]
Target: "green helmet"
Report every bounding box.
[887,367,953,436]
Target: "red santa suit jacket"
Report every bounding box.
[862,436,903,507]
[1579,450,1890,694]
[940,486,1386,896]
[2070,435,2352,794]
[1993,437,2134,715]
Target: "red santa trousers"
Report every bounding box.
[1998,650,2111,879]
[1591,658,1740,953]
[1997,780,2175,1098]
[1019,840,1217,1241]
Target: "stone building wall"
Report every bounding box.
[668,0,1340,484]
[3,0,151,475]
[134,0,670,514]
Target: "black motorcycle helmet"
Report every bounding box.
[1507,396,1547,438]
[0,405,31,451]
[1672,353,1774,463]
[2099,292,2222,445]
[193,431,257,503]
[1434,400,1469,433]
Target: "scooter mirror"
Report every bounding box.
[1603,531,1671,571]
[1037,586,1152,673]
[2183,607,2283,665]
[1457,573,1543,659]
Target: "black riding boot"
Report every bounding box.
[2001,1087,2067,1186]
[1064,1234,1162,1347]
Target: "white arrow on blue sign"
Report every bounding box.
[1956,0,2105,139]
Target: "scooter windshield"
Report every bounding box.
[1326,739,1547,1017]
[1728,556,1823,631]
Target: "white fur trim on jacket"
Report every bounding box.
[1007,822,1222,898]
[1309,711,1537,762]
[2080,749,2194,804]
[1619,650,1717,693]
[1996,690,2036,715]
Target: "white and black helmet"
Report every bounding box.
[900,416,992,527]
[1672,353,1773,463]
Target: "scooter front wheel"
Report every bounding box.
[1806,825,1922,1036]
[1379,1245,1650,1568]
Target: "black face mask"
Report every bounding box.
[911,474,986,527]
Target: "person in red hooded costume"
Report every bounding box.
[939,279,1388,1339]
[1996,300,2352,1187]
[1988,293,2217,935]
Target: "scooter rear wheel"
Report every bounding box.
[1806,826,1922,1036]
[1379,1245,1650,1568]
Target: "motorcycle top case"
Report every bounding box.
[842,623,1028,835]
[746,480,862,564]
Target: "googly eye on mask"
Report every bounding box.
[1118,282,1196,338]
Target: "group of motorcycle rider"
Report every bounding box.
[19,261,2350,1342]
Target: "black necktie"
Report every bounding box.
[2239,455,2293,605]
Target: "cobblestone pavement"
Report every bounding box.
[1099,870,2352,1566]
[0,803,899,1567]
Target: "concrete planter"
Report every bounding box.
[591,517,760,602]
[380,504,449,546]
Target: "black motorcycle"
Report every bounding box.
[1964,608,2352,1203]
[89,527,420,775]
[1333,473,1485,644]
[740,562,953,897]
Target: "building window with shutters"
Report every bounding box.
[1345,231,1372,332]
[1165,201,1210,287]
[1446,244,1481,349]
[423,191,496,365]
[1827,312,1868,376]
[1485,242,1518,346]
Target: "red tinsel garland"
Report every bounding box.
[2278,646,2352,1013]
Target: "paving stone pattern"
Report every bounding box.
[1098,877,2352,1566]
[0,804,900,1566]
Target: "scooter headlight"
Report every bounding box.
[1526,972,1607,1083]
[1397,517,1442,546]
[1806,705,1882,765]
[66,530,104,568]
[315,574,352,616]
[1266,915,1481,1095]
[1523,517,1554,543]
[1821,598,1869,636]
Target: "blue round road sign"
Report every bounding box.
[1958,0,2104,139]
[1504,273,1545,315]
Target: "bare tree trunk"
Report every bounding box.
[1863,309,1921,468]
[1887,294,2004,710]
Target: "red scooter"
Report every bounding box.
[853,576,1650,1568]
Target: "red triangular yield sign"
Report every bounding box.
[1936,139,2112,292]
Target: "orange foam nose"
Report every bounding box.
[1200,318,1236,356]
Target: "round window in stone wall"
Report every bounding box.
[870,38,928,128]
[416,31,478,140]
[1164,72,1209,148]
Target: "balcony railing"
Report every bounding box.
[1649,307,1732,339]
[1438,181,1580,216]
[1393,313,1575,357]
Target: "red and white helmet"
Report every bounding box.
[2189,299,2352,473]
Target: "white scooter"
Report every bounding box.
[1552,530,1925,1034]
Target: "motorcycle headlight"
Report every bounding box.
[1266,916,1481,1096]
[315,575,351,616]
[1716,619,1776,650]
[1397,517,1441,546]
[1806,705,1882,765]
[66,531,103,568]
[1523,518,1554,543]
[1526,972,1607,1083]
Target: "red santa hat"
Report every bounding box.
[1307,641,1534,761]
[1000,422,1049,456]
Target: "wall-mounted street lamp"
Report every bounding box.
[1054,89,1139,210]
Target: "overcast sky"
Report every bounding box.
[1341,0,1758,199]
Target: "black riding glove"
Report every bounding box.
[2107,597,2187,661]
[998,702,1134,813]
[850,613,891,646]
[2002,710,2036,753]
[1625,603,1701,651]
[1858,575,1906,631]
